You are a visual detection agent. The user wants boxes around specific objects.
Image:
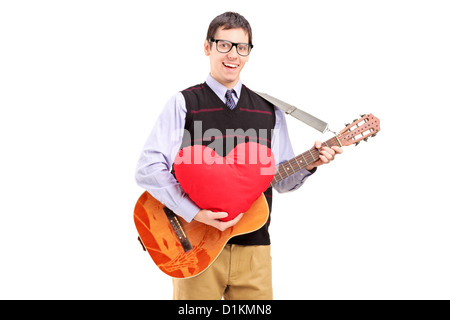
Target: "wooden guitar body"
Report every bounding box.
[134,191,269,278]
[134,114,380,279]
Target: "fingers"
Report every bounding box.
[211,211,228,220]
[331,146,344,156]
[312,141,344,165]
[315,146,331,163]
[195,210,244,232]
[194,209,228,226]
[314,141,343,153]
[216,213,244,231]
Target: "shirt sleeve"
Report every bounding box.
[135,92,200,222]
[271,107,316,193]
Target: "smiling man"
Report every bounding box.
[135,12,342,300]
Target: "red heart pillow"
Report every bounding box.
[173,142,275,221]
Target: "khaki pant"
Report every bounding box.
[173,244,272,300]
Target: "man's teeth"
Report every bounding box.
[224,63,238,68]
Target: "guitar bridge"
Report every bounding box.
[163,207,193,252]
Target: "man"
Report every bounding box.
[135,12,342,300]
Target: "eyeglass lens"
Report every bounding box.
[216,40,251,56]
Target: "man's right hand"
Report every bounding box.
[194,210,244,231]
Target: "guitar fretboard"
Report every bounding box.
[269,136,341,187]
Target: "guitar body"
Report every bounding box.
[134,114,380,279]
[134,191,269,278]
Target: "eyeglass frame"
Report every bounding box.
[209,38,254,56]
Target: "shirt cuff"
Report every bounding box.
[295,167,315,183]
[306,167,317,174]
[173,194,201,223]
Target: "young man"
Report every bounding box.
[135,12,342,300]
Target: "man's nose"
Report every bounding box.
[227,45,239,59]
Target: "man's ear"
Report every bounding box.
[204,39,211,56]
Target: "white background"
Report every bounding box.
[1,0,449,299]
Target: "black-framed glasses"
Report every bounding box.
[209,38,253,56]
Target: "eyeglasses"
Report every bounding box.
[209,38,253,56]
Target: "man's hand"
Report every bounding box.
[305,140,343,171]
[194,210,244,231]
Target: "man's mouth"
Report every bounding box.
[223,62,239,69]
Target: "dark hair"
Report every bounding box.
[206,12,253,45]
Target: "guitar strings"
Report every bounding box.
[272,137,340,184]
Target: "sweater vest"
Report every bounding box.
[180,82,275,245]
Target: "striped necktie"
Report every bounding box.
[225,89,236,110]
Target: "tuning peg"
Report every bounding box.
[353,119,358,123]
[345,123,350,127]
[363,138,369,142]
[360,114,367,117]
[371,133,377,138]
[355,141,360,146]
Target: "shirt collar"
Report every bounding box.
[206,74,242,102]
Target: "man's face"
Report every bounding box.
[204,27,250,89]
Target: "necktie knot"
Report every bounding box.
[225,89,236,110]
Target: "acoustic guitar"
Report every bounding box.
[134,114,380,278]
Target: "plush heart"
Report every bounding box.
[173,142,275,221]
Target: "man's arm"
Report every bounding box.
[135,93,201,222]
[135,93,242,229]
[271,108,316,192]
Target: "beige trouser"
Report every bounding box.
[173,244,272,300]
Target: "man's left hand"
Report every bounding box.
[305,141,343,171]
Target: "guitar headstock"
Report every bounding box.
[338,114,380,146]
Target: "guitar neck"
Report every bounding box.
[269,136,342,187]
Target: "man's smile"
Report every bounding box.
[223,62,239,69]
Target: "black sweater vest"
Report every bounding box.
[180,82,275,245]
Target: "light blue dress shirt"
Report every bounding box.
[135,75,314,222]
